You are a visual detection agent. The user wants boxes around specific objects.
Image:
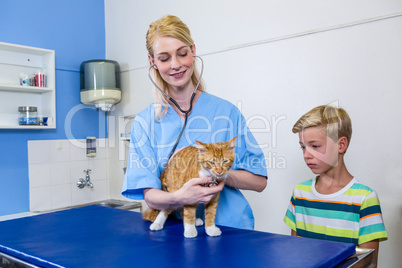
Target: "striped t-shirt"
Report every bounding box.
[283,177,388,246]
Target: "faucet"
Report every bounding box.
[77,169,94,188]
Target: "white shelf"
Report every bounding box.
[0,125,55,130]
[0,84,54,93]
[0,42,56,129]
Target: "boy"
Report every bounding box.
[283,105,388,266]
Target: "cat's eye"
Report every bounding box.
[223,159,230,164]
[208,161,215,165]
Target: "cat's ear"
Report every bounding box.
[228,136,237,151]
[195,140,207,154]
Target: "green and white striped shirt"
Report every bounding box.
[284,177,388,245]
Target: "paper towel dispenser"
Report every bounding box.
[80,60,121,111]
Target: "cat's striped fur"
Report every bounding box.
[143,137,236,238]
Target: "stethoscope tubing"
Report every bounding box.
[147,55,204,159]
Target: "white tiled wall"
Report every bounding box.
[28,139,109,212]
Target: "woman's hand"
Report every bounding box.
[144,177,224,210]
[174,177,224,205]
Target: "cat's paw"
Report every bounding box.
[184,223,198,238]
[205,225,222,237]
[150,222,163,231]
[195,218,204,226]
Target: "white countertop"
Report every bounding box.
[0,211,37,222]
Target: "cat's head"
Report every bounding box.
[196,136,237,181]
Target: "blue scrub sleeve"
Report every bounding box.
[122,119,161,200]
[232,110,267,178]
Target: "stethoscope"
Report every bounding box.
[147,55,204,159]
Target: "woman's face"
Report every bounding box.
[149,36,195,92]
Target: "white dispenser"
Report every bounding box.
[80,60,121,111]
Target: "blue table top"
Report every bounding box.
[0,205,355,268]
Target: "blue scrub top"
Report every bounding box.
[122,92,267,229]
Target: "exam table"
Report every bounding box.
[0,206,372,267]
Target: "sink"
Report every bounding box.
[32,199,142,214]
[97,201,124,208]
[94,200,141,210]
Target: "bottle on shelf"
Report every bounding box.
[33,69,47,87]
[43,67,47,87]
[19,73,28,86]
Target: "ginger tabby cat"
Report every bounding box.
[143,137,237,238]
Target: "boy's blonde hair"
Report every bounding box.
[292,105,352,146]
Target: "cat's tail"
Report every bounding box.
[142,208,160,222]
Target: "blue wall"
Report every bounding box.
[0,0,107,216]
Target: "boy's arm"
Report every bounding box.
[359,239,379,268]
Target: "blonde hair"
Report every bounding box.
[292,105,352,146]
[146,15,205,120]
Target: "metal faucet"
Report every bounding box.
[77,169,94,188]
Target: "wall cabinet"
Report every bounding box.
[0,42,55,129]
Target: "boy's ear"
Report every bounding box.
[338,137,348,153]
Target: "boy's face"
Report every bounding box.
[298,126,340,174]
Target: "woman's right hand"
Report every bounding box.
[143,177,224,210]
[174,177,224,205]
